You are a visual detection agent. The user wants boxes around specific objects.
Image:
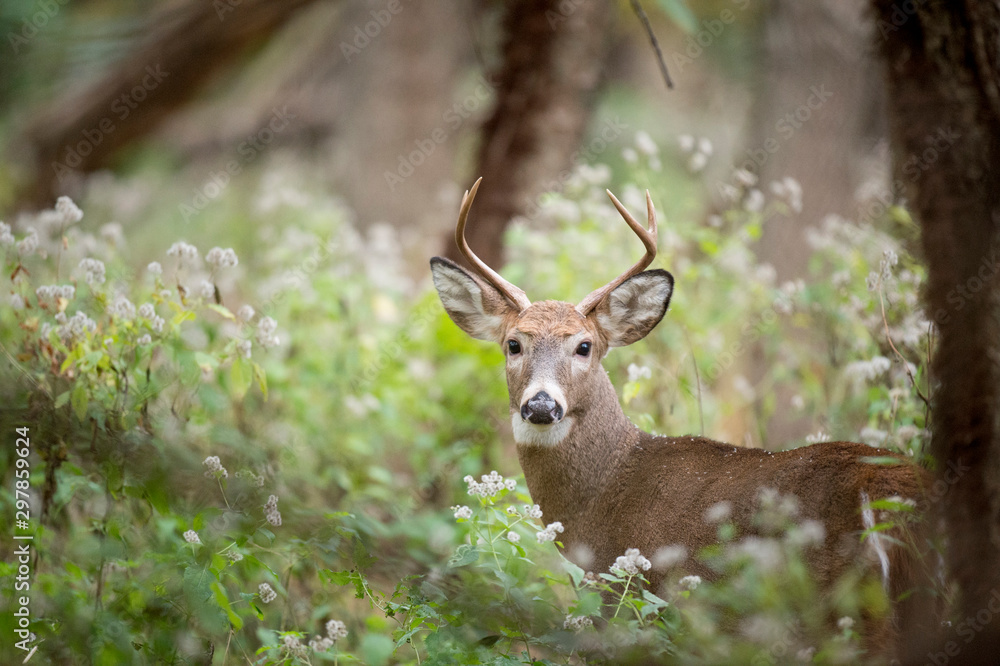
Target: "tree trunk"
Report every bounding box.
[444,0,612,270]
[20,0,320,207]
[873,1,1000,661]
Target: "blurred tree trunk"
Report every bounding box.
[738,0,884,446]
[20,0,320,207]
[873,1,1000,661]
[444,0,612,269]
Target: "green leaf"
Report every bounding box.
[207,304,236,320]
[230,357,252,398]
[447,544,479,568]
[71,382,88,421]
[359,633,395,666]
[212,581,243,630]
[655,0,697,34]
[252,362,268,401]
[55,390,70,409]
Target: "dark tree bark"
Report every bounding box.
[873,1,1000,661]
[444,0,613,270]
[19,0,320,207]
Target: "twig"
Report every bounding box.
[630,0,674,89]
[877,281,931,412]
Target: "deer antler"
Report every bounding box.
[576,190,658,315]
[456,178,532,311]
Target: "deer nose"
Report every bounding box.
[521,391,564,425]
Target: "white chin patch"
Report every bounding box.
[511,414,574,447]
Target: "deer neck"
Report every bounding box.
[515,369,639,530]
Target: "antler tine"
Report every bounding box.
[455,178,531,311]
[576,189,658,315]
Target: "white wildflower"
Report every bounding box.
[139,303,155,319]
[264,494,282,526]
[309,636,334,651]
[236,339,252,359]
[56,196,84,224]
[137,334,152,346]
[627,363,652,383]
[10,294,25,310]
[563,615,593,632]
[866,271,880,292]
[733,168,757,187]
[838,616,855,631]
[465,470,513,498]
[506,531,521,544]
[651,544,687,570]
[805,430,829,444]
[108,296,136,320]
[523,504,543,519]
[622,147,638,164]
[791,394,805,410]
[687,151,708,173]
[149,315,165,334]
[199,280,215,300]
[797,647,816,662]
[17,229,38,256]
[635,131,658,156]
[326,619,348,640]
[733,537,782,571]
[705,501,732,523]
[787,519,826,547]
[698,137,713,155]
[203,455,228,479]
[256,316,280,349]
[679,574,701,591]
[258,582,277,603]
[506,506,519,516]
[79,258,106,285]
[147,261,162,275]
[844,355,892,383]
[183,530,200,544]
[227,550,244,563]
[744,188,765,213]
[860,427,889,447]
[452,505,472,520]
[206,246,238,268]
[677,134,695,152]
[237,304,255,322]
[536,521,564,543]
[167,241,199,261]
[612,548,652,576]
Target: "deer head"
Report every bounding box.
[430,178,673,447]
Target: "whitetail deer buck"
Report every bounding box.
[431,178,933,644]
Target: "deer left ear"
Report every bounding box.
[590,269,673,347]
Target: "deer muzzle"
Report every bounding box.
[521,391,564,425]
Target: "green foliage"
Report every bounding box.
[0,136,935,664]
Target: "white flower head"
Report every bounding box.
[147,261,163,275]
[56,196,84,225]
[678,134,695,152]
[167,241,199,262]
[837,616,855,631]
[563,614,593,632]
[326,619,348,640]
[203,455,228,478]
[183,530,201,544]
[452,505,472,520]
[258,582,277,603]
[635,131,658,157]
[705,501,732,523]
[536,521,564,543]
[679,574,702,591]
[506,531,521,544]
[137,334,152,346]
[206,246,239,268]
[237,304,255,322]
[78,258,106,285]
[612,548,652,576]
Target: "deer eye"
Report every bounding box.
[507,339,522,355]
[575,341,592,357]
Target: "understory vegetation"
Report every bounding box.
[0,134,939,664]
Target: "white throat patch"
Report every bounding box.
[511,413,574,447]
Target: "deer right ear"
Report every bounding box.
[430,257,519,343]
[592,269,674,347]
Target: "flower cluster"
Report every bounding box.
[506,531,520,543]
[326,619,348,641]
[611,548,652,576]
[536,521,564,543]
[679,575,702,591]
[452,505,472,520]
[264,494,282,526]
[35,284,75,302]
[227,550,243,563]
[0,221,14,247]
[203,456,228,479]
[523,504,543,519]
[843,355,891,383]
[107,296,136,320]
[167,241,199,262]
[464,470,517,498]
[704,501,732,524]
[17,229,38,256]
[147,261,162,275]
[804,430,829,444]
[237,304,255,322]
[55,196,84,225]
[42,310,97,342]
[78,258,106,285]
[256,316,280,349]
[205,246,238,269]
[627,363,652,383]
[183,530,200,544]
[236,339,252,359]
[258,582,277,603]
[678,134,713,173]
[563,614,593,632]
[770,177,803,213]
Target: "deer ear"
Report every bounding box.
[430,257,519,343]
[591,269,673,347]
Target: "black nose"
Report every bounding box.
[520,391,564,425]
